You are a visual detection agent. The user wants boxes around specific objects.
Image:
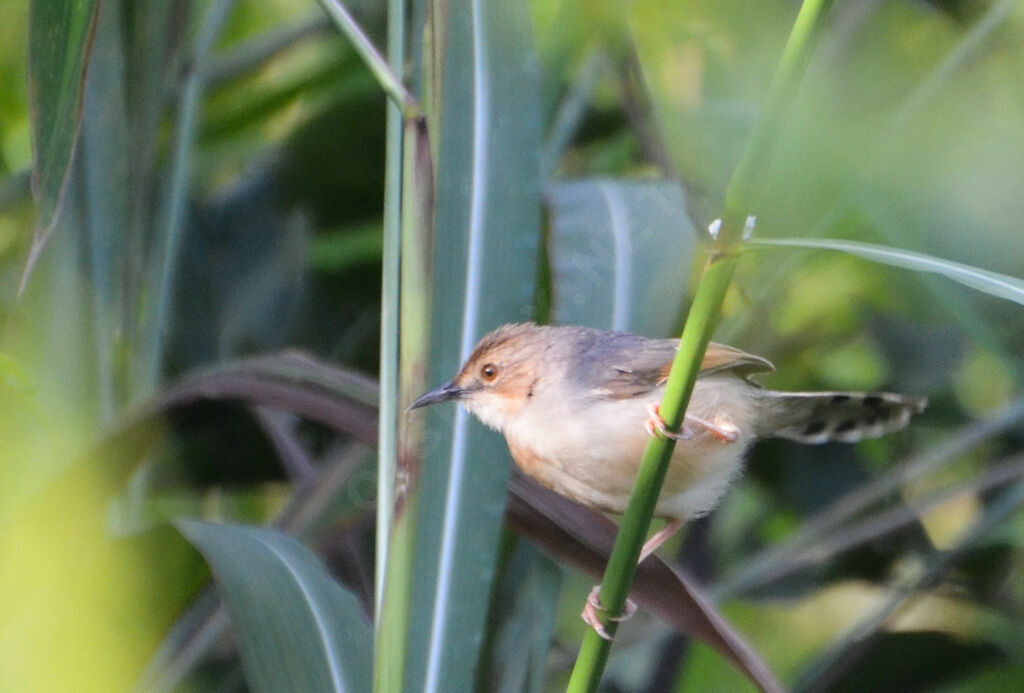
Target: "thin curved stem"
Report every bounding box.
[566,2,836,690]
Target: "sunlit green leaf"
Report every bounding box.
[746,237,1024,306]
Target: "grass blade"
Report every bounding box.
[22,0,99,289]
[715,397,1024,599]
[314,0,417,115]
[375,0,406,622]
[136,0,237,396]
[80,0,130,422]
[746,237,1024,306]
[793,482,1024,693]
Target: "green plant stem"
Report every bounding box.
[722,0,834,235]
[373,114,434,693]
[315,0,419,118]
[566,252,739,691]
[566,1,835,690]
[374,0,406,685]
[375,0,405,620]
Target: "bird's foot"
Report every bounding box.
[645,402,693,440]
[690,412,740,443]
[581,586,637,641]
[645,402,738,444]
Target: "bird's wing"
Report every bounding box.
[592,340,774,399]
[699,342,775,378]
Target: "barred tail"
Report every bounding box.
[753,390,927,444]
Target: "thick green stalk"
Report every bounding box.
[566,1,835,690]
[373,116,432,693]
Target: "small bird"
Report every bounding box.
[411,322,926,637]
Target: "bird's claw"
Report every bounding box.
[645,403,693,440]
[645,402,739,444]
[581,586,637,640]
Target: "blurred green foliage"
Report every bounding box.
[0,0,1023,691]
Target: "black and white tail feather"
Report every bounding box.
[753,390,927,444]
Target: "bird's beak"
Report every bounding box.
[409,381,464,410]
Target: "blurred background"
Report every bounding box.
[1,0,1023,691]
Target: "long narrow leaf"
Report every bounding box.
[80,0,130,422]
[23,0,99,288]
[793,482,1024,693]
[746,237,1024,306]
[480,540,563,693]
[405,1,543,691]
[374,114,434,693]
[177,521,371,693]
[315,0,417,114]
[137,0,237,396]
[714,398,1024,599]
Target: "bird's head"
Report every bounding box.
[409,323,547,431]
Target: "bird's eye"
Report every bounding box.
[480,363,499,382]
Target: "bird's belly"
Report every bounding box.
[504,379,754,518]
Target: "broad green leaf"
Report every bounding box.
[746,238,1024,306]
[546,179,697,336]
[25,0,99,262]
[177,521,371,693]
[400,1,543,691]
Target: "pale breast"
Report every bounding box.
[502,375,757,518]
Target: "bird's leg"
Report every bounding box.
[581,519,685,639]
[645,402,739,443]
[639,518,685,563]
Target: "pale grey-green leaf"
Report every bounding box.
[177,521,371,693]
[546,179,697,335]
